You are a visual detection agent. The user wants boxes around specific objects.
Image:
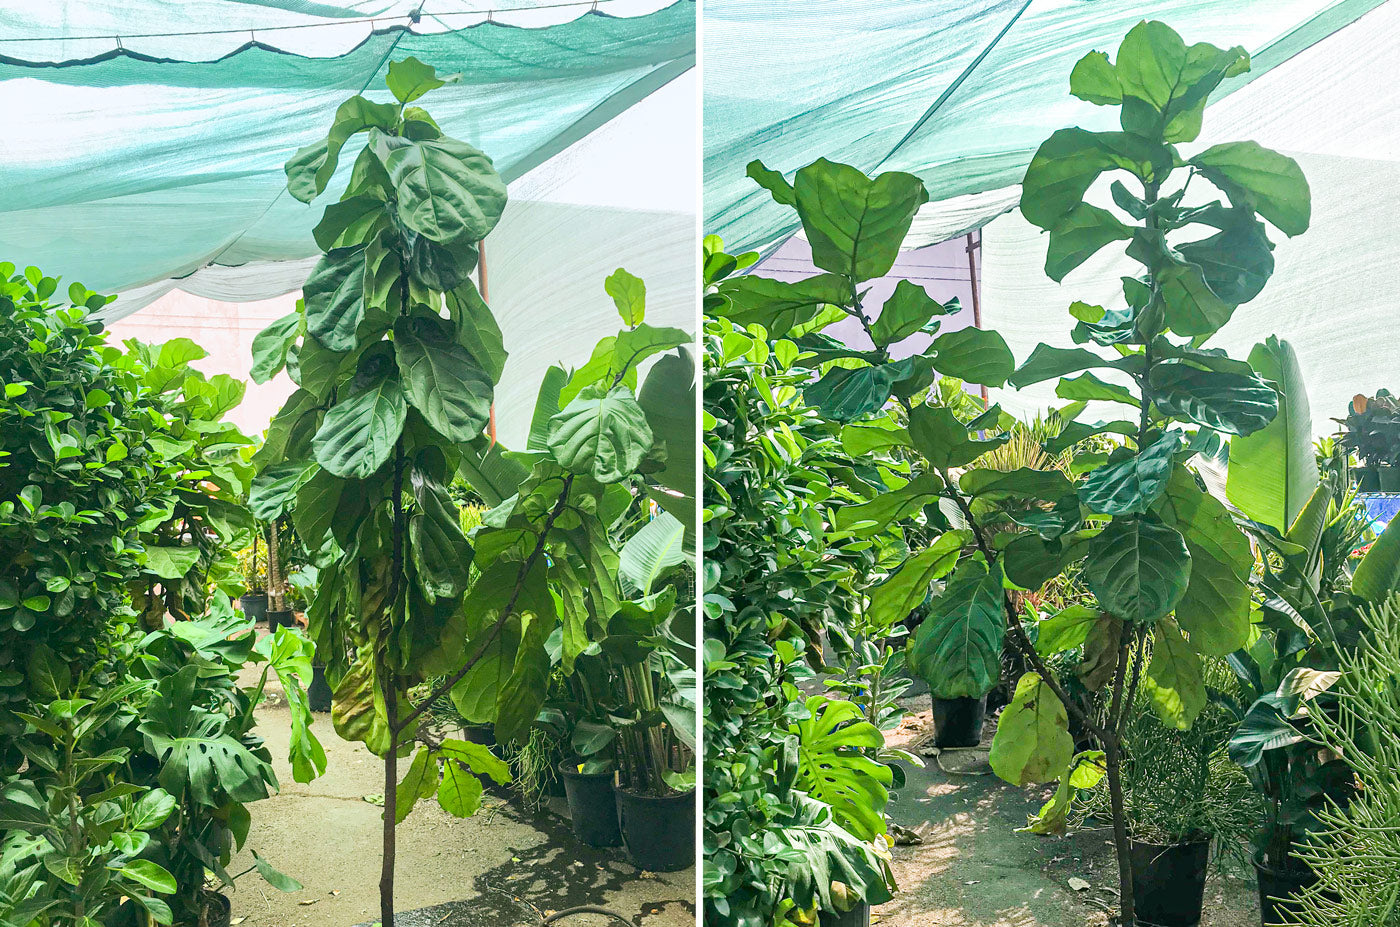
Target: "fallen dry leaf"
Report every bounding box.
[1067,877,1091,892]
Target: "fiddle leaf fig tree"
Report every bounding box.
[874,21,1306,926]
[254,58,687,927]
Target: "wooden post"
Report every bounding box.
[965,231,989,404]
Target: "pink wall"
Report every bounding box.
[755,232,981,356]
[106,289,298,438]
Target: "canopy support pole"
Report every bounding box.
[965,231,988,403]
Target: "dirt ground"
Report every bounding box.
[872,693,1259,927]
[225,666,693,927]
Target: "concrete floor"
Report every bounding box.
[872,695,1259,927]
[224,669,693,927]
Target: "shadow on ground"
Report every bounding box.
[872,693,1259,927]
[227,664,692,927]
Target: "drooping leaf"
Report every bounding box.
[870,280,946,346]
[436,759,484,818]
[285,95,399,203]
[746,159,796,205]
[302,246,367,352]
[834,473,943,531]
[717,273,849,337]
[1034,605,1102,655]
[907,404,1007,469]
[311,366,407,480]
[989,672,1074,786]
[867,531,966,631]
[906,560,1005,699]
[1154,466,1252,655]
[1044,202,1134,280]
[1352,516,1400,604]
[802,364,897,422]
[1142,617,1206,729]
[394,314,493,443]
[1150,362,1278,436]
[395,747,440,823]
[250,311,301,384]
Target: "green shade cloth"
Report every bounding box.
[703,0,1384,254]
[0,0,694,312]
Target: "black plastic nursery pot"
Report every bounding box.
[1355,466,1381,492]
[459,722,497,747]
[307,661,332,712]
[616,786,695,871]
[239,593,268,623]
[266,609,297,632]
[1129,837,1210,927]
[559,761,622,848]
[932,695,987,748]
[204,891,232,927]
[1380,465,1400,492]
[824,902,871,927]
[1255,857,1322,926]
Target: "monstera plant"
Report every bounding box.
[250,58,690,926]
[865,22,1310,925]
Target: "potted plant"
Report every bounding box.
[239,533,269,622]
[1090,685,1260,927]
[1223,342,1376,924]
[573,515,697,870]
[1337,389,1400,491]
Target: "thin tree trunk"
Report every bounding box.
[381,681,398,927]
[1106,622,1135,926]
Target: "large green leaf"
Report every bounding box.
[870,280,946,346]
[547,385,653,484]
[717,273,850,337]
[638,350,697,542]
[1020,128,1117,230]
[1226,337,1318,532]
[1352,516,1400,604]
[1191,141,1310,237]
[929,326,1014,387]
[989,672,1074,785]
[250,311,301,384]
[302,246,367,352]
[247,461,314,522]
[612,323,691,380]
[1044,202,1133,280]
[959,467,1074,501]
[1227,693,1304,767]
[1142,617,1206,729]
[386,56,446,104]
[802,364,896,422]
[1154,466,1252,655]
[384,137,507,243]
[604,267,646,326]
[908,404,1007,469]
[311,364,407,480]
[906,560,1005,698]
[1078,432,1182,516]
[394,314,493,443]
[792,159,929,282]
[436,759,484,818]
[1150,362,1277,436]
[1009,343,1117,388]
[790,696,892,841]
[1055,371,1137,405]
[445,281,508,382]
[1157,259,1234,337]
[1083,512,1191,623]
[285,95,399,203]
[1112,21,1247,143]
[833,472,943,531]
[409,475,473,602]
[1033,605,1101,655]
[867,531,966,630]
[494,609,552,744]
[618,511,687,597]
[142,546,202,581]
